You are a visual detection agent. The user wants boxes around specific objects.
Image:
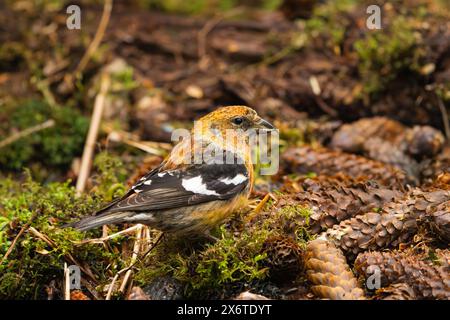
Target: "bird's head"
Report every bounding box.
[183,106,276,162]
[195,106,274,138]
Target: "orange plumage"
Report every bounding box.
[68,106,274,235]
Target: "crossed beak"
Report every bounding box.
[255,117,275,130]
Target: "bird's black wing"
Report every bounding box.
[92,163,164,215]
[99,162,249,214]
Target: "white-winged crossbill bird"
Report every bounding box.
[68,106,274,235]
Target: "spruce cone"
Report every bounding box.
[403,126,445,159]
[282,174,404,193]
[330,118,444,160]
[304,239,365,300]
[261,236,304,283]
[330,117,406,153]
[323,189,450,259]
[285,177,403,234]
[425,172,450,191]
[362,137,420,184]
[427,200,450,243]
[355,251,450,299]
[420,147,450,183]
[375,283,416,300]
[282,146,407,188]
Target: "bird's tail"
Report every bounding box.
[64,211,134,231]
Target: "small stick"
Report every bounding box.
[28,227,97,283]
[144,227,151,252]
[0,119,55,149]
[105,273,119,300]
[65,0,113,89]
[309,76,338,117]
[75,224,143,245]
[119,226,143,293]
[197,15,225,62]
[437,96,450,141]
[76,73,110,195]
[105,231,163,300]
[197,7,244,66]
[117,138,166,156]
[106,225,145,299]
[245,193,271,223]
[104,125,172,154]
[81,278,103,300]
[64,263,70,300]
[134,232,164,265]
[0,211,37,265]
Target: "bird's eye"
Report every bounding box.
[232,117,244,125]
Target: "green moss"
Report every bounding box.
[92,152,129,201]
[0,153,128,299]
[435,82,450,102]
[273,204,312,243]
[134,225,271,298]
[0,99,89,171]
[135,200,312,298]
[304,0,357,51]
[193,227,270,289]
[279,126,305,146]
[354,16,425,97]
[142,0,281,15]
[110,65,138,92]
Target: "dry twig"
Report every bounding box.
[437,96,450,141]
[105,229,164,300]
[0,119,55,149]
[76,73,110,195]
[119,226,143,294]
[0,211,38,265]
[28,227,98,283]
[75,224,143,245]
[64,263,70,300]
[64,0,113,89]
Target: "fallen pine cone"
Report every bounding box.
[142,276,184,300]
[362,137,420,184]
[403,125,445,160]
[323,189,450,259]
[282,146,408,187]
[304,239,365,300]
[329,117,406,153]
[355,250,450,300]
[286,177,403,234]
[374,283,416,300]
[420,147,450,184]
[261,236,304,283]
[330,118,444,160]
[329,118,445,184]
[423,200,450,243]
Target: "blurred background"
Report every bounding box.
[1,0,449,182]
